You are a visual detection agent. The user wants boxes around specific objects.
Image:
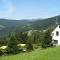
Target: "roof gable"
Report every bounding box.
[52,25,60,33]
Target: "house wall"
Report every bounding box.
[52,25,60,45]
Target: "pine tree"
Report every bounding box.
[42,28,52,48]
[8,35,19,54]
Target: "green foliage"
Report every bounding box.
[0,15,60,36]
[28,31,43,44]
[0,49,2,56]
[15,32,28,44]
[0,47,60,60]
[19,32,28,44]
[0,26,53,55]
[8,35,19,54]
[42,28,52,48]
[26,43,33,51]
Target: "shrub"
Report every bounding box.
[27,43,33,51]
[0,49,2,56]
[41,28,52,48]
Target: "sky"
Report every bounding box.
[0,0,60,20]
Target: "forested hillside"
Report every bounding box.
[0,15,60,35]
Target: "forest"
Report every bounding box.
[0,27,53,56]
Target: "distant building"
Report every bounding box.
[51,25,60,45]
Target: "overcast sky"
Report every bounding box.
[0,0,60,20]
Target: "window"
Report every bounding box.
[56,31,59,36]
[54,40,58,44]
[59,25,60,28]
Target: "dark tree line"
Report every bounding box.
[0,27,53,55]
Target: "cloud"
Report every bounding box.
[0,0,15,19]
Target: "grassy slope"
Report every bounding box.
[0,47,60,60]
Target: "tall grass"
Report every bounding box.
[0,47,60,60]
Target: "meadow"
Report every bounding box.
[0,47,60,60]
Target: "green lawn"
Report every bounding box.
[0,47,60,60]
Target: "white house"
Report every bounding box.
[51,25,60,45]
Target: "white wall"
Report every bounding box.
[52,25,60,45]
